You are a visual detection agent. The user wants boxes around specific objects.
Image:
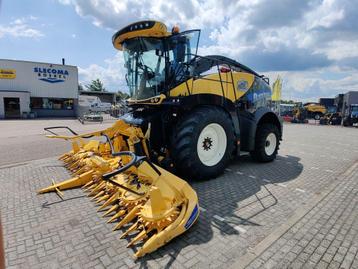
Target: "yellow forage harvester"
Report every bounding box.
[37,120,200,258]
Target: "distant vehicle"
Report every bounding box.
[291,102,327,123]
[78,95,112,113]
[341,91,358,127]
[319,112,342,126]
[302,102,327,120]
[279,104,295,117]
[343,104,358,126]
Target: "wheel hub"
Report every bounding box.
[202,137,213,151]
[197,123,227,166]
[264,133,277,156]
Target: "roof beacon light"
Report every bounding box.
[172,25,180,34]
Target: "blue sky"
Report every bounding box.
[1,0,358,101]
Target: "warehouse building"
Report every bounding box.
[0,59,78,118]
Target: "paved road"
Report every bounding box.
[232,162,358,269]
[0,119,114,166]
[0,121,357,268]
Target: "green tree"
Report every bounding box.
[116,90,130,100]
[78,83,84,92]
[85,78,106,92]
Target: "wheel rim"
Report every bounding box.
[265,133,277,156]
[197,123,227,166]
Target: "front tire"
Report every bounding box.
[250,123,279,162]
[172,106,236,180]
[314,113,321,120]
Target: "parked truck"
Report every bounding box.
[342,91,358,127]
[78,95,112,113]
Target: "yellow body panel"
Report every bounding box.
[169,71,255,102]
[127,94,166,105]
[304,104,327,114]
[113,21,170,50]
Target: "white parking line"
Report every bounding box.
[295,188,306,193]
[225,168,232,172]
[236,171,244,175]
[311,167,319,170]
[249,175,256,179]
[213,215,225,222]
[263,179,271,183]
[277,183,287,188]
[199,207,206,212]
[233,225,247,233]
[325,169,334,173]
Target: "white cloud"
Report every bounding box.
[0,17,44,39]
[78,52,128,92]
[266,67,358,102]
[59,0,358,100]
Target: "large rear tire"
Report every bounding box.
[171,106,236,180]
[250,123,279,162]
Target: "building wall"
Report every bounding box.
[0,59,78,99]
[0,91,30,118]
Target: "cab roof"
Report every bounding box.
[112,20,171,50]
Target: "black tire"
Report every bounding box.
[250,123,279,162]
[171,106,236,180]
[314,113,321,120]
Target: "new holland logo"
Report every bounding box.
[34,67,69,83]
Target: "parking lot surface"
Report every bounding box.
[0,121,357,268]
[0,119,114,166]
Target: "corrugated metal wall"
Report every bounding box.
[0,59,78,99]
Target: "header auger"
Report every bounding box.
[38,120,199,258]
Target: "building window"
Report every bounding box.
[30,98,74,110]
[30,97,43,109]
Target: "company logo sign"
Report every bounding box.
[0,69,16,79]
[237,79,249,91]
[34,66,69,83]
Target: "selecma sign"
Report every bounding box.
[0,69,16,79]
[34,67,69,83]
